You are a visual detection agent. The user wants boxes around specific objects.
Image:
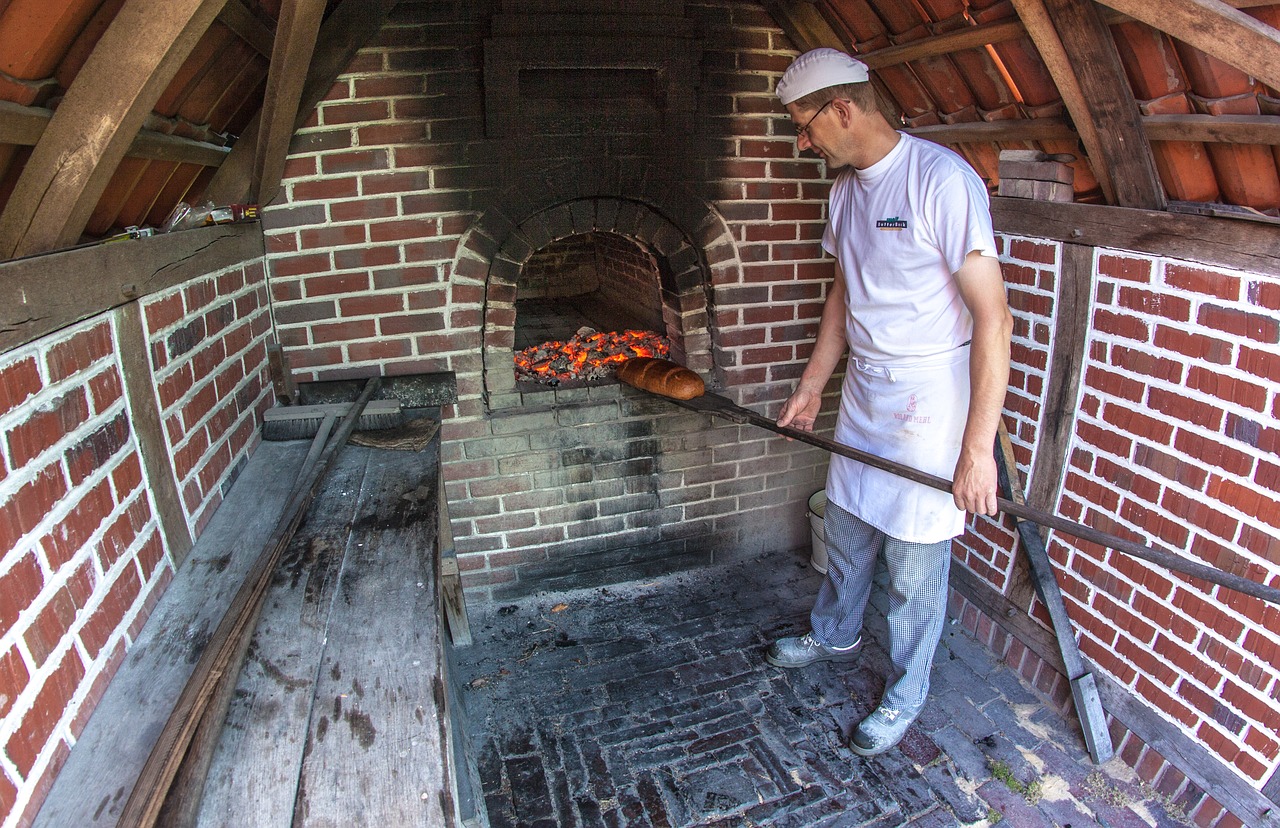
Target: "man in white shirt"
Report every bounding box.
[765,48,1013,756]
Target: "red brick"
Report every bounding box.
[64,412,130,486]
[311,319,378,344]
[1185,366,1267,411]
[1165,264,1241,300]
[1173,429,1253,476]
[1093,253,1151,282]
[320,99,389,125]
[334,245,400,269]
[1147,387,1222,430]
[347,339,411,362]
[299,223,367,249]
[4,648,85,776]
[1152,325,1232,364]
[40,479,115,569]
[270,251,333,278]
[7,388,90,467]
[1093,309,1149,342]
[1159,489,1239,541]
[1101,401,1175,443]
[143,292,185,333]
[1236,345,1280,383]
[87,367,123,414]
[291,177,359,201]
[0,645,30,720]
[23,585,79,667]
[1,465,68,552]
[304,271,371,297]
[1246,279,1280,310]
[1198,304,1279,343]
[46,324,113,384]
[1110,346,1183,383]
[369,218,433,243]
[1010,238,1057,265]
[1118,287,1191,321]
[320,148,391,175]
[1084,365,1144,402]
[330,196,401,222]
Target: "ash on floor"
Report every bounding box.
[453,548,1197,827]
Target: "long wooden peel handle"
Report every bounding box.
[680,394,1280,608]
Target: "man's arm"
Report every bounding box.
[777,262,849,432]
[952,250,1013,515]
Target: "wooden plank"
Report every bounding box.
[252,0,326,205]
[1143,113,1280,146]
[193,448,372,827]
[1038,0,1165,209]
[216,0,275,58]
[1096,0,1280,93]
[439,462,472,647]
[860,19,1027,69]
[114,302,194,566]
[991,197,1280,278]
[203,0,398,206]
[0,0,230,259]
[0,223,263,356]
[119,380,379,827]
[30,441,311,827]
[293,444,452,826]
[905,117,1075,144]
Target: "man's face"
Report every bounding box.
[786,100,845,168]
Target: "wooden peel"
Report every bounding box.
[655,389,1280,608]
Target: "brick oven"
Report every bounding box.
[261,0,833,601]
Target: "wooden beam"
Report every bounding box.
[905,116,1076,144]
[0,100,231,167]
[0,0,229,260]
[1007,0,1119,205]
[0,224,262,356]
[991,197,1280,277]
[216,0,275,58]
[1037,0,1165,209]
[251,0,325,205]
[1143,113,1280,146]
[860,19,1027,69]
[1095,0,1280,93]
[203,0,398,206]
[757,0,846,52]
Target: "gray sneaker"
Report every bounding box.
[849,701,924,756]
[765,632,862,668]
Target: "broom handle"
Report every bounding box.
[675,392,1280,608]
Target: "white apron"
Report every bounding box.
[825,345,971,544]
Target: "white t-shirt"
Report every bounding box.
[822,133,998,365]
[821,133,999,542]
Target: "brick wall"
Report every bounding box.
[0,257,272,827]
[144,261,274,537]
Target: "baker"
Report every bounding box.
[764,48,1013,756]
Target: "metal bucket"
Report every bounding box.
[807,489,827,574]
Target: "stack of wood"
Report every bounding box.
[997,149,1075,202]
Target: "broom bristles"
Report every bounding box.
[261,400,403,441]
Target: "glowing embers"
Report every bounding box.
[514,327,670,387]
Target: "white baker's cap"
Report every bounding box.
[776,48,870,105]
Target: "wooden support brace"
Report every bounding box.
[439,465,471,647]
[996,421,1114,764]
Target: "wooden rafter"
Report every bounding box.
[0,100,231,168]
[252,0,326,205]
[757,0,845,51]
[905,116,1076,144]
[0,0,229,260]
[1144,114,1280,146]
[860,19,1026,69]
[1095,0,1280,92]
[216,0,275,58]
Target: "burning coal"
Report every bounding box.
[514,327,671,386]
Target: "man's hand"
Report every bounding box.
[777,387,823,432]
[951,449,998,515]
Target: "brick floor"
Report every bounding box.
[454,548,1197,827]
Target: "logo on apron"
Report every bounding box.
[894,394,931,423]
[876,216,908,230]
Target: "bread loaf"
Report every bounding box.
[616,357,705,400]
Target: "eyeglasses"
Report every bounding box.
[794,100,833,140]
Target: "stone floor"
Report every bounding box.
[453,546,1198,827]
